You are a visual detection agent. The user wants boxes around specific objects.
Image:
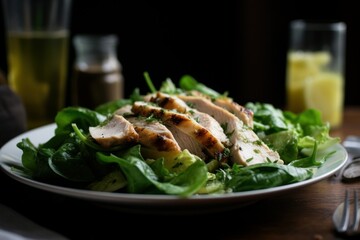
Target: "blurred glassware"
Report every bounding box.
[2,0,72,129]
[286,20,346,128]
[72,34,124,109]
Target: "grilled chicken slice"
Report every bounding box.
[213,98,254,128]
[149,92,229,146]
[114,104,133,116]
[150,92,188,113]
[191,110,229,145]
[180,91,254,127]
[125,116,182,160]
[131,101,227,161]
[165,124,207,159]
[177,95,282,165]
[89,115,139,148]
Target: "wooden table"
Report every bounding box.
[1,107,360,240]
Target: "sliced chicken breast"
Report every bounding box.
[213,98,254,128]
[89,115,139,148]
[149,92,188,113]
[165,124,207,160]
[131,101,227,161]
[177,95,283,165]
[149,92,229,146]
[114,104,133,116]
[115,95,211,160]
[180,90,254,127]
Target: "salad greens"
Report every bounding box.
[15,74,339,197]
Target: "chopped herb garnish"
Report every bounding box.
[145,114,158,122]
[221,123,235,138]
[253,140,263,146]
[186,102,195,108]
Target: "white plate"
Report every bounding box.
[0,123,348,214]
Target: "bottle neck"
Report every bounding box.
[73,34,120,71]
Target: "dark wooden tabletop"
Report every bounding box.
[1,107,360,240]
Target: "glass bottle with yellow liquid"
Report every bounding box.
[286,20,346,128]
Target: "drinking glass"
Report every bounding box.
[286,20,346,128]
[2,0,72,129]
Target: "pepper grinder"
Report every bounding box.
[72,34,124,109]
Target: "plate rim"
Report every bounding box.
[0,123,348,207]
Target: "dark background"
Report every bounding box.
[1,0,359,109]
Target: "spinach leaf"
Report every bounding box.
[246,102,339,163]
[179,75,223,98]
[55,107,106,135]
[95,99,132,116]
[17,138,58,180]
[261,130,299,164]
[95,88,143,115]
[97,145,158,193]
[245,102,289,134]
[97,145,208,196]
[49,140,95,182]
[225,163,314,192]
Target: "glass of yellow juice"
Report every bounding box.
[286,20,346,128]
[2,0,72,129]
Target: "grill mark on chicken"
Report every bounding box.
[169,114,185,125]
[194,128,217,149]
[150,93,188,113]
[132,101,226,161]
[154,135,170,151]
